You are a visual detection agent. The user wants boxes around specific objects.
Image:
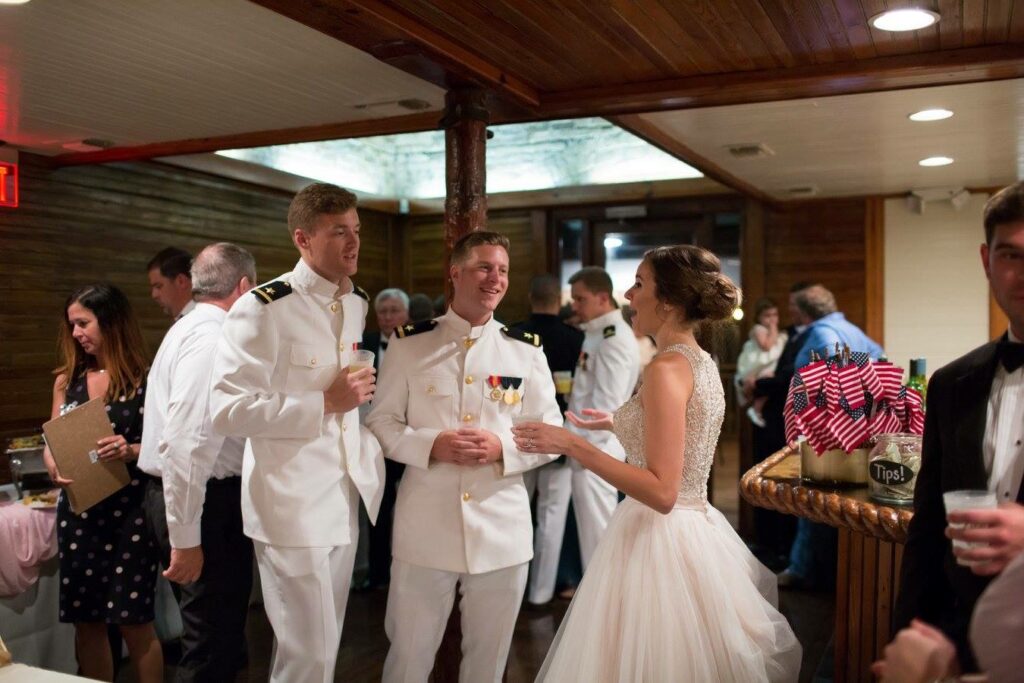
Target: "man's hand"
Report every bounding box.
[871,620,958,683]
[323,367,375,414]
[430,429,503,465]
[946,502,1024,575]
[163,546,204,585]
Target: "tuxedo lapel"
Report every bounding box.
[951,342,999,489]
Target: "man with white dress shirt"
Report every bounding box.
[209,183,384,683]
[366,231,562,683]
[147,246,195,321]
[894,181,1024,673]
[525,267,639,606]
[139,242,256,682]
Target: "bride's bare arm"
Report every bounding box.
[515,354,691,514]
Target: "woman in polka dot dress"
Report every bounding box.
[43,284,163,682]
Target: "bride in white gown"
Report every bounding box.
[513,245,801,682]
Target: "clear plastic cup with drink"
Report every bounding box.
[553,371,573,395]
[349,349,375,373]
[943,489,997,565]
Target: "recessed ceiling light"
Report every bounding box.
[0,0,32,5]
[919,156,954,167]
[909,108,953,122]
[870,8,939,32]
[603,237,623,248]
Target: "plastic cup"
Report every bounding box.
[553,371,573,395]
[349,349,375,373]
[512,414,543,426]
[944,489,997,565]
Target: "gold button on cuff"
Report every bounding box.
[462,492,471,502]
[330,302,339,313]
[462,413,474,423]
[465,376,474,385]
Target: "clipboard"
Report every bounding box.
[42,397,130,513]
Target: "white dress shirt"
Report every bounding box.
[174,299,196,321]
[139,302,244,548]
[984,328,1024,503]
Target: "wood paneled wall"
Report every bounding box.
[0,154,394,441]
[403,209,547,325]
[744,197,870,332]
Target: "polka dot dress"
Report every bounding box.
[56,374,158,624]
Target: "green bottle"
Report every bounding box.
[907,358,927,404]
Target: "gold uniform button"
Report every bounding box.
[465,376,474,385]
[462,413,474,423]
[463,338,475,349]
[426,386,436,395]
[342,423,348,432]
[330,302,339,313]
[462,492,471,502]
[310,358,317,366]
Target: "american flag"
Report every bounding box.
[850,351,884,398]
[873,361,905,400]
[835,359,867,410]
[870,399,902,435]
[828,396,871,452]
[902,386,926,434]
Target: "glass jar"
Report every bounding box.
[868,433,922,505]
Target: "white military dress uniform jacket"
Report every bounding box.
[566,308,640,462]
[366,309,563,575]
[210,258,384,547]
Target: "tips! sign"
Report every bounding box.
[0,162,18,208]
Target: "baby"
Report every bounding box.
[735,299,787,428]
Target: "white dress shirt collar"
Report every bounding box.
[290,258,352,299]
[580,308,623,333]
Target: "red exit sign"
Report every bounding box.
[0,162,18,208]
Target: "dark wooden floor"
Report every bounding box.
[118,438,836,682]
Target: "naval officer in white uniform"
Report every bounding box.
[527,267,639,605]
[366,231,562,683]
[210,183,383,683]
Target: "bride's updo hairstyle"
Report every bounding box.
[643,245,741,326]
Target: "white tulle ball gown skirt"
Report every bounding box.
[536,496,802,682]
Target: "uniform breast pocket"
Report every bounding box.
[408,375,457,427]
[285,344,338,391]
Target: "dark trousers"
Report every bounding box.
[143,477,253,683]
[367,459,404,586]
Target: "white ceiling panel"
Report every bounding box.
[0,0,444,154]
[635,80,1024,200]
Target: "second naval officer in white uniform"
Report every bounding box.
[527,267,640,605]
[366,231,562,683]
[210,183,384,683]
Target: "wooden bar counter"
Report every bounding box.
[740,447,914,683]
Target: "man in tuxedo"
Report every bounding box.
[359,288,410,589]
[894,181,1024,672]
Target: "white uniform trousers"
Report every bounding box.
[383,559,529,683]
[526,460,617,604]
[254,483,359,683]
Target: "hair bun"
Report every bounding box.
[645,245,741,324]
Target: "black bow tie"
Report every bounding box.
[997,338,1024,372]
[380,341,388,351]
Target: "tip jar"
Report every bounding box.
[868,433,922,505]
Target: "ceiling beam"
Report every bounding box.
[610,115,777,207]
[250,0,540,109]
[52,111,440,167]
[543,46,1024,118]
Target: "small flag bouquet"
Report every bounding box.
[784,345,925,456]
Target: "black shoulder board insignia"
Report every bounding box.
[394,319,438,338]
[352,285,369,302]
[251,280,293,305]
[603,325,616,339]
[501,326,542,347]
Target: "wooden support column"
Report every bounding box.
[433,87,490,683]
[442,88,489,302]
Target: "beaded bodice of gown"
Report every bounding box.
[612,343,725,504]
